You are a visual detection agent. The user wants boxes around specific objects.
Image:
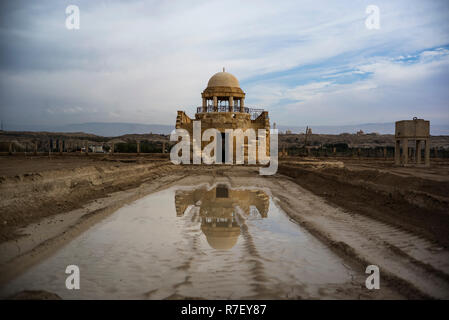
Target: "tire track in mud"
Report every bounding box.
[234,207,273,298]
[217,175,276,297]
[224,173,303,298]
[270,177,449,299]
[170,205,202,297]
[145,205,202,299]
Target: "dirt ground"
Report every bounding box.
[0,154,171,241]
[0,154,448,299]
[279,157,449,247]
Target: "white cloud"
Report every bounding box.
[269,50,449,125]
[0,0,448,128]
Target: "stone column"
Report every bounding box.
[8,142,12,155]
[425,139,430,166]
[416,140,422,164]
[383,147,387,159]
[202,98,206,112]
[240,98,245,113]
[162,141,166,153]
[394,140,400,165]
[213,96,218,111]
[137,141,140,154]
[229,96,234,112]
[402,139,408,165]
[85,141,89,155]
[59,140,63,155]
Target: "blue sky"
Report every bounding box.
[0,0,448,128]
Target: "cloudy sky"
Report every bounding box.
[0,0,448,129]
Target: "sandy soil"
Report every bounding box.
[279,157,449,247]
[0,155,448,299]
[0,155,172,241]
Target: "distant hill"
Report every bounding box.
[278,123,449,135]
[4,121,449,136]
[5,122,174,137]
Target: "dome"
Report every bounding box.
[207,71,240,88]
[201,225,240,250]
[205,235,239,250]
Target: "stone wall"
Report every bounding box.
[175,111,270,162]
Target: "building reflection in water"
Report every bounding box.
[175,185,269,250]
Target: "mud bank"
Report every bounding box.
[0,156,179,241]
[278,160,449,247]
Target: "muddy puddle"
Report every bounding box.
[0,183,363,299]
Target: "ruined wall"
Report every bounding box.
[175,111,270,162]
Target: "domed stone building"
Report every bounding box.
[176,69,270,163]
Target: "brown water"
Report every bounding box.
[0,183,361,299]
